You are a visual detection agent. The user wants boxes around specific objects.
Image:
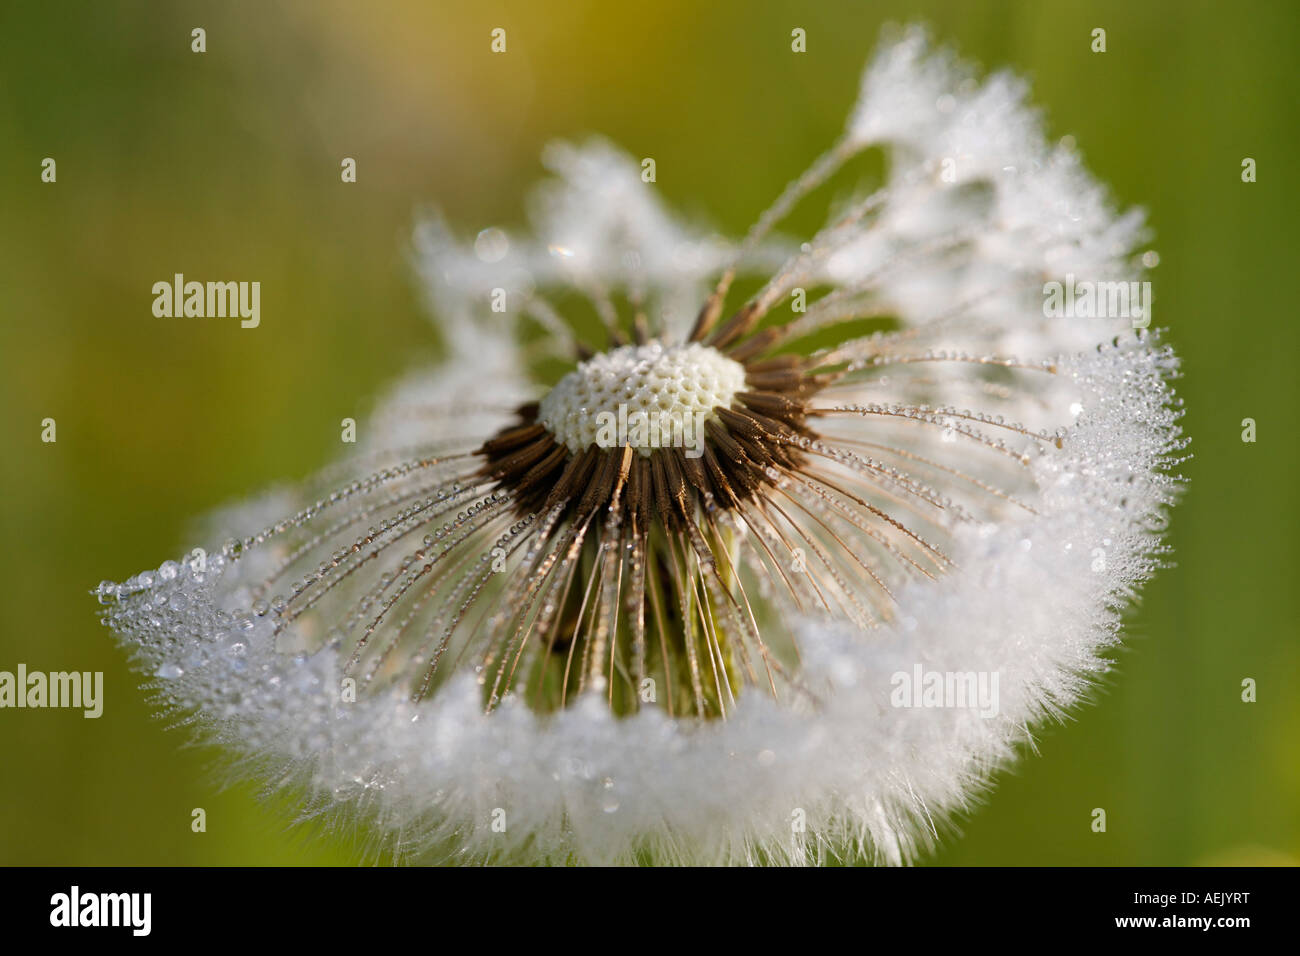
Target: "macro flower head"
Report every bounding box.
[98,26,1184,865]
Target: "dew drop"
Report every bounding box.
[474,227,510,263]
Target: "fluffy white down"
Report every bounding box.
[104,336,1179,864]
[100,26,1183,864]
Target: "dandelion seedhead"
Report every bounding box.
[99,26,1184,865]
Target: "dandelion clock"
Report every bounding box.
[97,27,1185,865]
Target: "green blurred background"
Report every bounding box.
[1,0,1296,865]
